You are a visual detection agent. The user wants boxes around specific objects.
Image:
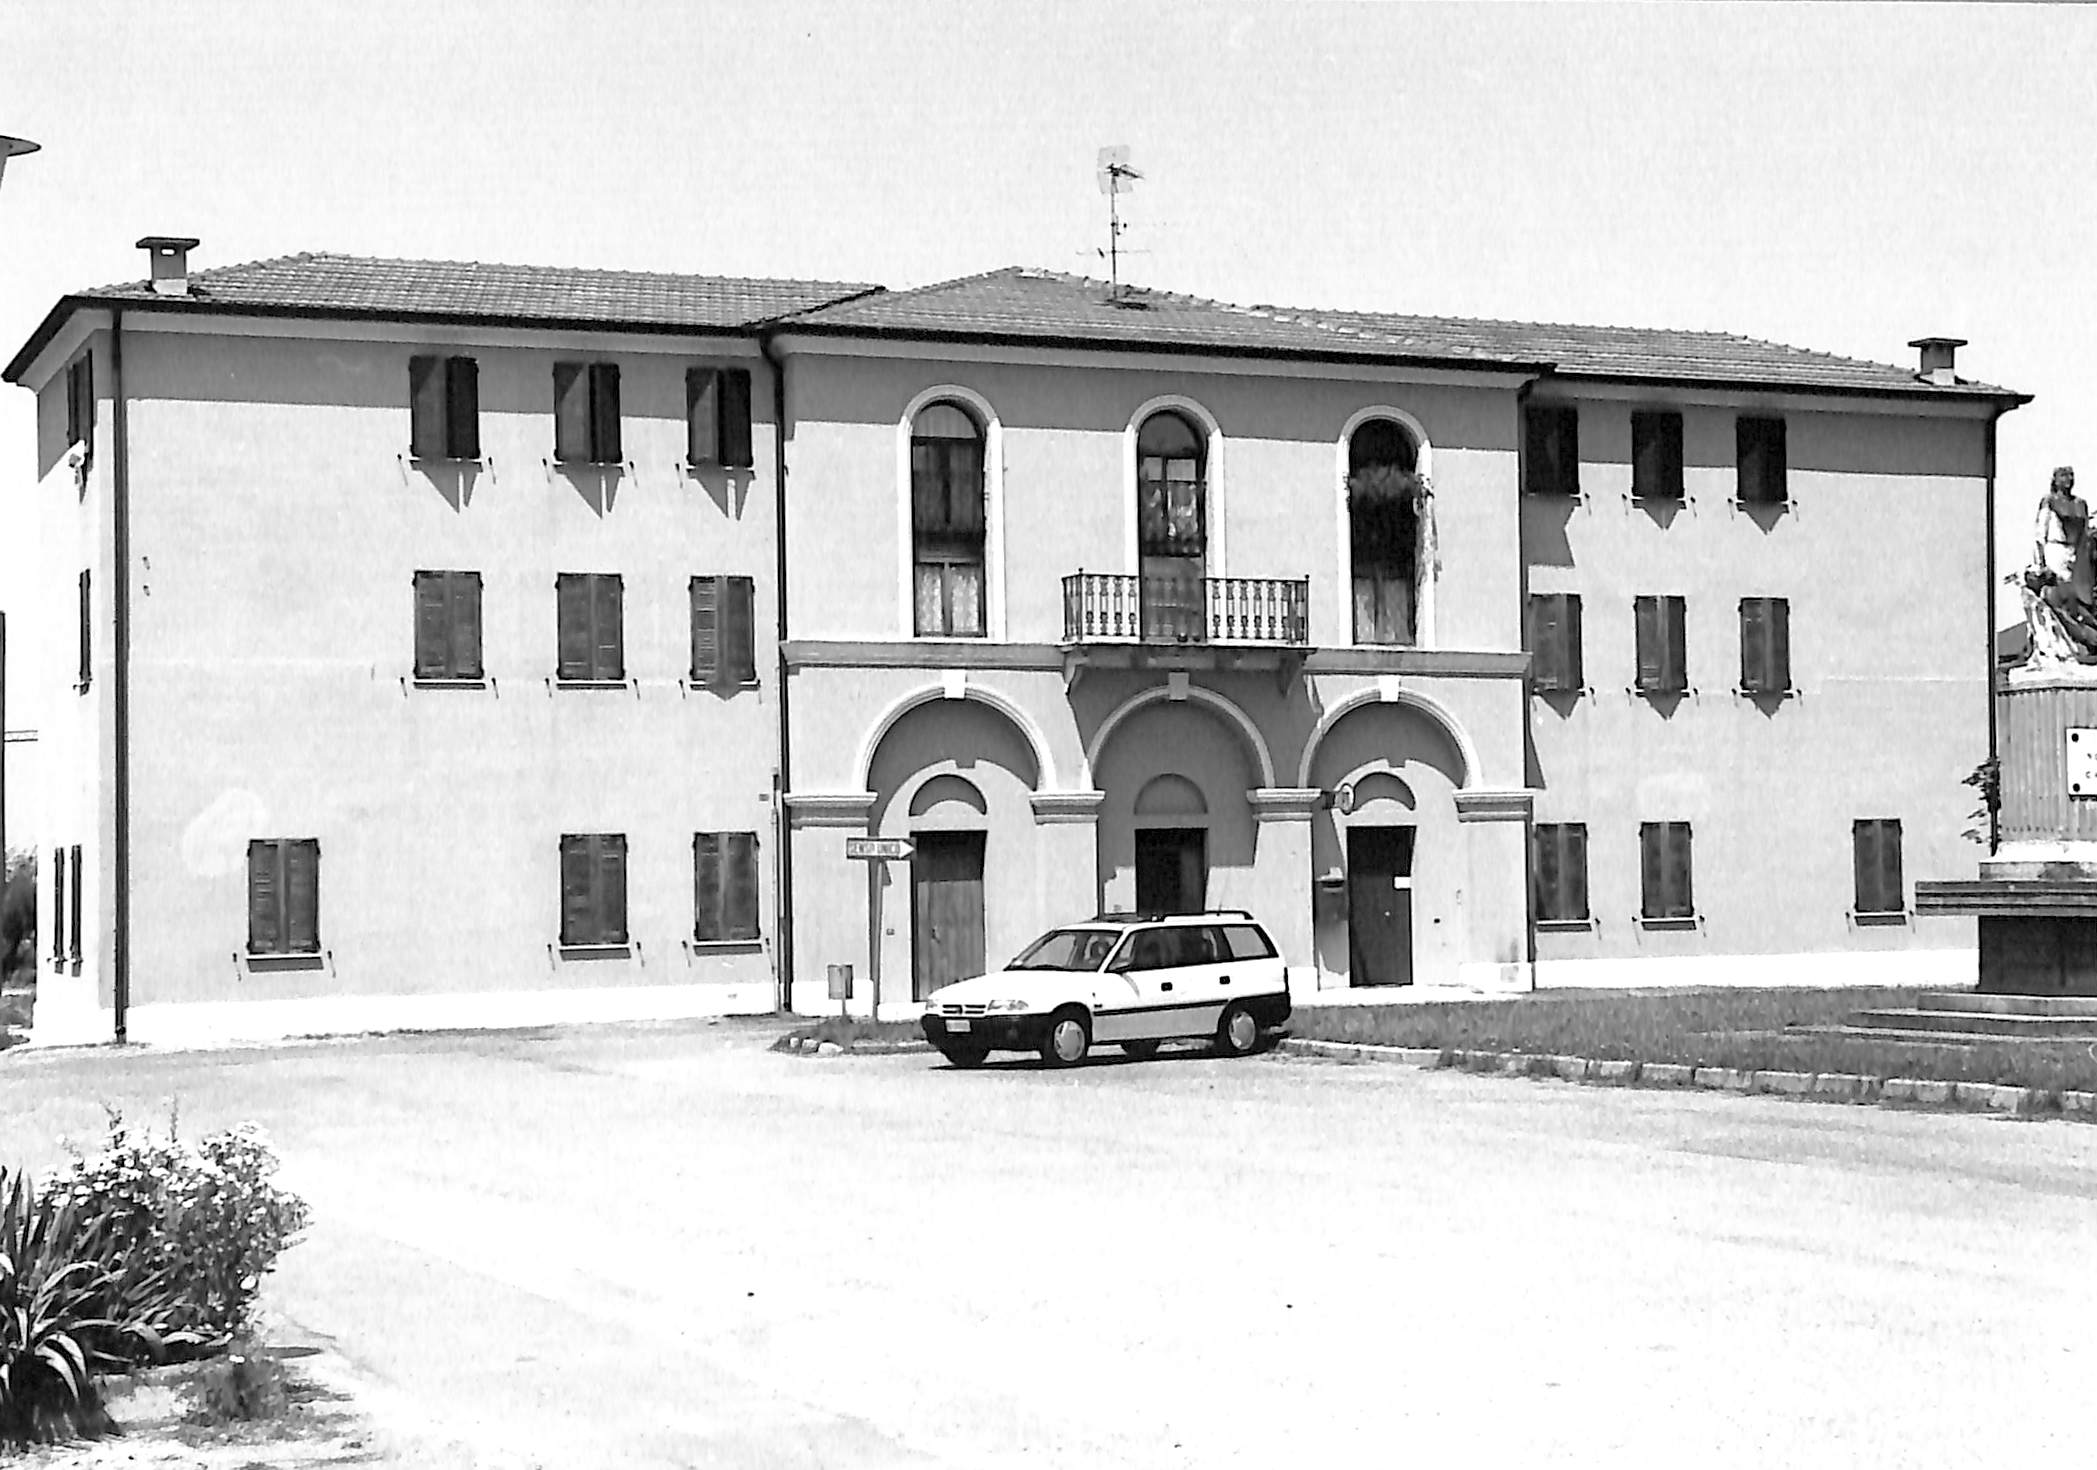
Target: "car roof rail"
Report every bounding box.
[1090,909,1257,923]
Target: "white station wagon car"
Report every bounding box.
[919,910,1292,1068]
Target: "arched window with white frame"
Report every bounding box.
[1137,409,1208,640]
[1347,417,1423,645]
[911,400,987,637]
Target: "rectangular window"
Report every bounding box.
[1633,595,1688,694]
[413,571,484,681]
[693,832,760,942]
[65,353,94,451]
[50,845,66,963]
[68,845,82,964]
[247,838,320,956]
[686,368,754,469]
[1526,593,1584,694]
[1853,819,1905,916]
[1631,411,1683,501]
[553,362,622,465]
[1737,416,1787,504]
[1739,597,1792,695]
[690,575,757,686]
[1532,823,1589,924]
[1523,403,1580,497]
[1639,821,1694,922]
[555,573,623,682]
[408,355,481,461]
[560,833,628,947]
[77,568,90,692]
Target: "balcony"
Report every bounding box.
[1060,571,1310,687]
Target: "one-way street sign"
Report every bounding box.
[844,836,915,861]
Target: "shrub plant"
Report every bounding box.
[0,1167,119,1445]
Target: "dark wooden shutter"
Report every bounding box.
[51,845,66,959]
[1878,820,1904,913]
[556,574,590,680]
[720,369,754,468]
[1634,597,1662,691]
[1533,825,1560,919]
[1852,820,1879,913]
[1855,819,1904,913]
[559,836,592,945]
[1667,824,1694,918]
[1563,595,1585,690]
[1639,823,1663,919]
[723,576,756,685]
[1564,824,1589,920]
[414,572,448,678]
[1661,598,1687,692]
[597,835,628,945]
[446,357,480,460]
[285,839,319,953]
[694,833,723,940]
[687,369,720,466]
[247,839,280,954]
[593,575,623,680]
[78,569,90,689]
[1740,598,1769,693]
[1738,417,1787,503]
[1632,411,1682,500]
[553,363,589,463]
[409,355,445,459]
[1529,595,1577,693]
[70,354,94,447]
[1767,598,1790,691]
[690,576,719,684]
[69,846,82,960]
[452,572,483,680]
[724,832,759,940]
[590,363,622,464]
[66,358,82,445]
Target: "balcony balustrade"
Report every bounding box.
[1061,572,1311,647]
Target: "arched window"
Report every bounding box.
[911,401,986,636]
[1137,410,1208,639]
[1348,419,1421,645]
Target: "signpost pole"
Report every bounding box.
[867,860,882,1022]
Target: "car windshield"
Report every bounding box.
[1008,928,1121,972]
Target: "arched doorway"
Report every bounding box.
[1133,773,1208,914]
[1347,419,1422,645]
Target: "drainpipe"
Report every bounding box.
[110,309,131,1043]
[1985,401,2011,856]
[1514,373,1544,984]
[759,328,794,1013]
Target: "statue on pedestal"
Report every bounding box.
[2016,467,2097,673]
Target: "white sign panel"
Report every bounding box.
[2069,728,2097,798]
[845,836,915,861]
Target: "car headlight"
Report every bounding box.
[984,998,1032,1013]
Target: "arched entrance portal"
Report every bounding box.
[1091,695,1262,917]
[1306,701,1468,986]
[867,699,1042,1000]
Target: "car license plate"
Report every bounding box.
[947,1018,972,1032]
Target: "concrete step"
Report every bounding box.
[1917,991,2097,1018]
[1791,1024,1992,1047]
[1849,1008,2097,1038]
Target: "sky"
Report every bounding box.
[1,0,2093,776]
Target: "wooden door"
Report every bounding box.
[912,832,986,1000]
[1347,825,1414,987]
[1135,828,1207,915]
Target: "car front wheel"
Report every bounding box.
[1040,1009,1091,1068]
[1214,1002,1259,1058]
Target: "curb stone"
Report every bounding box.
[1274,1038,2092,1122]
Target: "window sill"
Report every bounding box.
[1735,686,1798,701]
[1532,683,1588,698]
[1536,917,1596,933]
[555,943,633,961]
[412,677,489,690]
[406,454,491,468]
[1629,685,1693,699]
[681,677,762,694]
[243,951,326,973]
[1730,497,1792,512]
[685,459,756,473]
[687,938,764,955]
[1636,914,1701,932]
[1629,494,1689,508]
[1850,909,1910,928]
[552,678,633,691]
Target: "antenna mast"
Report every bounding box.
[1095,145,1141,298]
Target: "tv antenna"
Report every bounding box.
[1096,145,1142,297]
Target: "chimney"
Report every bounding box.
[136,235,201,296]
[1908,336,1967,387]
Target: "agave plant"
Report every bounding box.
[0,1167,116,1445]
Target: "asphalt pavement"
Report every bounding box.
[2,1020,2093,1468]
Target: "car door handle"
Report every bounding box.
[1219,975,1231,986]
[1160,982,1173,992]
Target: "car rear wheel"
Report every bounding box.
[1120,1039,1161,1061]
[1214,1002,1259,1058]
[1040,1009,1091,1067]
[940,1043,990,1069]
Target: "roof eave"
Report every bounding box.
[1545,367,2031,407]
[768,318,1555,374]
